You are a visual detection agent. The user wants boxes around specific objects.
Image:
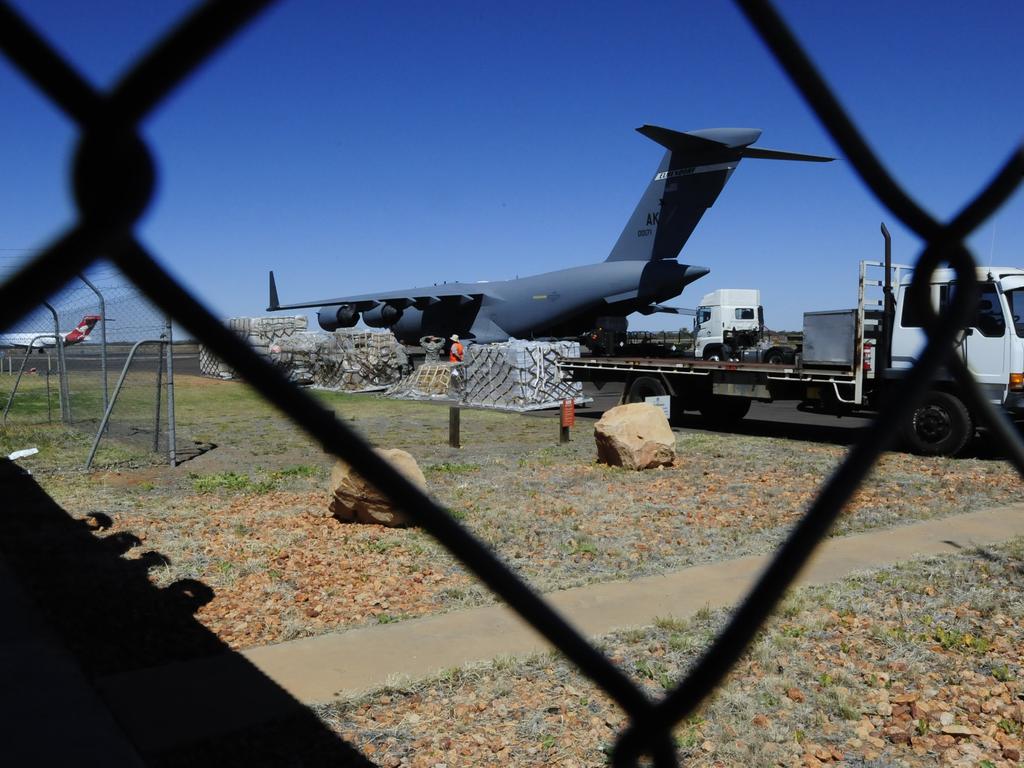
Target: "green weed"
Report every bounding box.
[998,718,1021,736]
[991,664,1015,682]
[428,462,480,474]
[273,464,320,479]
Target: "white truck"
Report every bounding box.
[558,229,1024,456]
[692,288,795,364]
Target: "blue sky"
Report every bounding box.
[2,1,1022,333]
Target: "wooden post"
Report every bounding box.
[560,399,575,444]
[448,406,461,448]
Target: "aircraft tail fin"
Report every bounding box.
[268,271,280,311]
[64,314,101,345]
[605,126,832,262]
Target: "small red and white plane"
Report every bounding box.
[0,314,102,351]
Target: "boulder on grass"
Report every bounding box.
[594,402,676,470]
[329,448,427,526]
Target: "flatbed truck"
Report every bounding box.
[557,228,1024,456]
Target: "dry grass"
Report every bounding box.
[303,538,1024,767]
[7,375,1020,652]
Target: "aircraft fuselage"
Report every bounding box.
[377,259,707,344]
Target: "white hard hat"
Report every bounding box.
[450,334,459,342]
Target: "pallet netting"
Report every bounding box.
[386,361,456,399]
[198,315,309,378]
[460,340,587,411]
[298,329,410,391]
[200,319,410,391]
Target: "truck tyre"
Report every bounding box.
[901,391,973,456]
[764,348,785,365]
[699,395,751,425]
[702,344,722,361]
[626,376,667,404]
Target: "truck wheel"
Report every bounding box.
[699,395,751,425]
[901,391,973,456]
[626,376,667,403]
[702,345,722,361]
[764,348,785,365]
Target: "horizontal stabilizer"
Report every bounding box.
[642,304,696,316]
[742,147,833,162]
[637,125,759,153]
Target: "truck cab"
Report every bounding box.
[694,289,763,359]
[888,266,1024,453]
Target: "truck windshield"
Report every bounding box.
[902,281,1007,337]
[1006,288,1024,338]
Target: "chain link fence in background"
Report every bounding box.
[1,259,191,467]
[1,1,1022,766]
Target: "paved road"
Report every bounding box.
[568,381,870,450]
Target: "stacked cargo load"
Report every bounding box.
[200,319,408,391]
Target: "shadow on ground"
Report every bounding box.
[0,459,373,766]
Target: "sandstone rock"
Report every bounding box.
[329,448,427,526]
[941,723,981,737]
[593,403,676,470]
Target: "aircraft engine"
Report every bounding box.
[362,303,404,328]
[390,307,423,343]
[318,304,359,331]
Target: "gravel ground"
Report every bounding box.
[7,380,1018,656]
[3,377,1023,765]
[155,538,1024,767]
[82,438,1021,652]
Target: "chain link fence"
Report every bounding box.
[1,259,190,467]
[1,1,1022,766]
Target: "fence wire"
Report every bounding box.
[0,1,1022,766]
[0,259,190,467]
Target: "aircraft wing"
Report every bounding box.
[267,271,488,312]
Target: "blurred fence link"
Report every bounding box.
[0,1,1021,766]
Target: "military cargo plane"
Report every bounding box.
[268,125,831,344]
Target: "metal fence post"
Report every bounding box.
[164,316,177,467]
[43,302,71,423]
[87,339,162,470]
[3,337,61,425]
[78,272,108,412]
[153,332,164,453]
[45,352,52,423]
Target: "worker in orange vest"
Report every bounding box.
[449,334,464,363]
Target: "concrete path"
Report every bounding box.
[99,503,1024,752]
